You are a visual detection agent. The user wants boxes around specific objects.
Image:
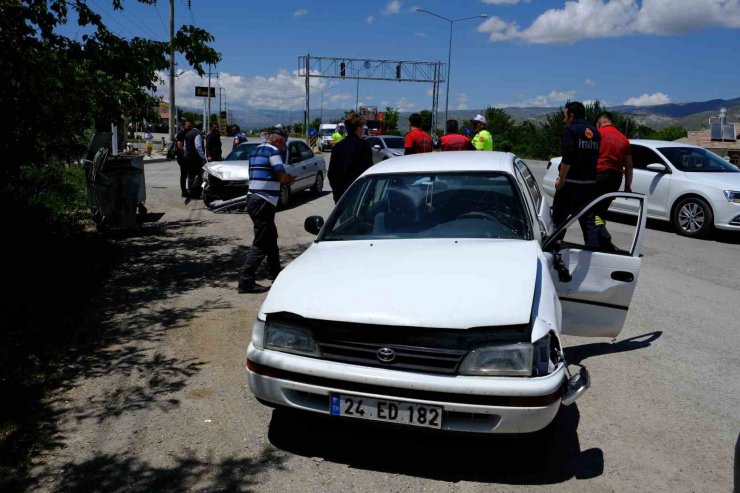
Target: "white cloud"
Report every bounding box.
[584,78,596,87]
[496,90,577,107]
[456,93,470,110]
[477,0,740,44]
[395,98,418,112]
[366,15,374,24]
[384,1,403,15]
[293,8,308,17]
[415,31,427,37]
[156,69,328,111]
[426,88,434,97]
[624,92,671,106]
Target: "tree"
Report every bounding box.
[419,110,434,133]
[383,107,400,135]
[484,107,516,140]
[309,118,322,131]
[1,0,220,186]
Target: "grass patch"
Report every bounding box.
[0,161,121,490]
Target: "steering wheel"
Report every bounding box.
[456,211,500,222]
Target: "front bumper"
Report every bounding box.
[711,199,740,230]
[246,344,566,433]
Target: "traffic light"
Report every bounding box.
[340,62,346,79]
[396,63,401,80]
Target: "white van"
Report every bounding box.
[319,123,337,151]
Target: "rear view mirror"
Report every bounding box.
[304,215,325,235]
[646,163,667,172]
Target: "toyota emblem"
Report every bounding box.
[377,347,396,363]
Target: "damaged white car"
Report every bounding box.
[246,152,646,433]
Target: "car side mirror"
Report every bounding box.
[372,144,381,150]
[304,215,324,235]
[646,163,667,172]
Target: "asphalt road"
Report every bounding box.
[29,153,739,492]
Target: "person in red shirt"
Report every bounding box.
[438,119,474,151]
[595,111,633,250]
[404,113,432,155]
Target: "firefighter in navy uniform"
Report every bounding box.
[552,101,601,249]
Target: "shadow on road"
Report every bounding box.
[45,446,286,493]
[278,190,332,212]
[565,331,662,366]
[1,218,246,490]
[268,404,603,485]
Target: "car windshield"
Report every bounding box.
[226,143,259,161]
[658,147,739,172]
[320,128,335,136]
[321,172,532,241]
[382,137,405,149]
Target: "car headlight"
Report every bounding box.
[264,319,320,356]
[533,334,555,376]
[723,190,740,203]
[458,343,533,376]
[251,318,265,349]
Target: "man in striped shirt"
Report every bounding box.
[238,127,295,294]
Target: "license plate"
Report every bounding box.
[330,394,442,429]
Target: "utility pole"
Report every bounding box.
[206,63,212,131]
[168,0,176,142]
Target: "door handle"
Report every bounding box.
[611,271,634,282]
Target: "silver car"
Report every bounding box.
[365,135,405,164]
[202,139,326,208]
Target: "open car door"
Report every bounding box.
[543,192,647,338]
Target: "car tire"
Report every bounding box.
[202,190,213,207]
[310,172,323,194]
[278,184,291,209]
[672,196,713,238]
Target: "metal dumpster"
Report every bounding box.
[84,136,147,231]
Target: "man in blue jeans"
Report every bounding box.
[238,127,295,294]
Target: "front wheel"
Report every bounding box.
[672,197,713,238]
[310,172,324,194]
[278,184,291,209]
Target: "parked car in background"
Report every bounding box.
[202,139,326,208]
[365,135,405,164]
[246,152,648,434]
[319,123,337,152]
[543,140,740,237]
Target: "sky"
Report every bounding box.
[73,0,740,121]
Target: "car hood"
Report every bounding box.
[204,160,249,181]
[679,170,740,189]
[260,239,539,329]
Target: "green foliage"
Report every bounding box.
[383,107,400,135]
[309,118,322,131]
[484,107,516,140]
[419,110,434,132]
[0,0,220,182]
[646,126,688,141]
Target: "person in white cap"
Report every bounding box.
[471,114,493,151]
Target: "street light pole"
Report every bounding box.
[416,9,488,127]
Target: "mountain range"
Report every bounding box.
[192,96,740,131]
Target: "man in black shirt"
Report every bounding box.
[328,114,373,203]
[175,119,191,197]
[552,101,600,248]
[206,123,222,161]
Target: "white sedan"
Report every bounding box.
[246,152,647,434]
[542,140,740,237]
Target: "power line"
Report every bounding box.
[153,0,169,37]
